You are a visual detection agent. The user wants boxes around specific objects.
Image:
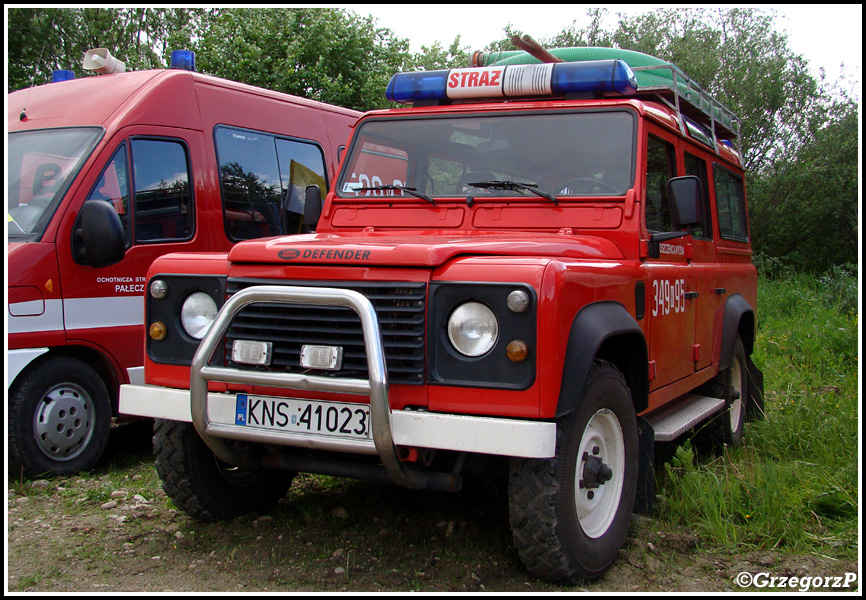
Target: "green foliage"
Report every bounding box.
[659,269,859,557]
[193,8,411,111]
[7,8,205,91]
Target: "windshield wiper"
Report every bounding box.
[467,180,559,205]
[354,184,436,206]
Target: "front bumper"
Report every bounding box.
[120,285,555,489]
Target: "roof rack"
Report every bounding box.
[629,62,741,156]
[474,45,742,158]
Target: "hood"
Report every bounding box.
[226,231,623,268]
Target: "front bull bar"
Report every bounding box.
[189,285,429,490]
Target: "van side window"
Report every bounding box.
[86,143,132,247]
[131,139,193,243]
[683,152,712,240]
[714,165,749,241]
[215,126,328,241]
[644,136,676,233]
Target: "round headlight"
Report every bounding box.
[180,292,218,340]
[447,302,498,357]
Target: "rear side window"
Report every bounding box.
[714,165,748,241]
[215,126,328,241]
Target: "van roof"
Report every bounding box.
[9,69,359,133]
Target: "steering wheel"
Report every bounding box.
[557,177,620,195]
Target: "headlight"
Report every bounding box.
[447,302,498,357]
[180,291,218,340]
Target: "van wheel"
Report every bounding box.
[9,356,112,478]
[508,361,638,582]
[153,419,294,522]
[704,336,747,448]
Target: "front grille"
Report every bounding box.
[224,279,426,385]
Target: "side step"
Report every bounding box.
[644,393,725,442]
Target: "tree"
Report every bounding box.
[7,8,204,92]
[192,8,411,111]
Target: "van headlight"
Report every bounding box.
[181,291,218,340]
[447,301,498,357]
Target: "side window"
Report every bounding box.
[275,138,328,235]
[86,143,132,247]
[131,139,193,243]
[714,165,749,241]
[684,152,712,240]
[644,136,676,233]
[215,126,327,241]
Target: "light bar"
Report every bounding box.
[386,60,637,103]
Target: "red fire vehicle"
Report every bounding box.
[7,49,361,478]
[119,44,764,581]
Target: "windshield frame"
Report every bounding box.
[8,126,105,241]
[335,107,638,204]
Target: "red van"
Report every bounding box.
[8,51,361,477]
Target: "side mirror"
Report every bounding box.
[303,185,323,232]
[667,176,702,228]
[72,200,126,267]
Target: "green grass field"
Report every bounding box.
[657,265,859,559]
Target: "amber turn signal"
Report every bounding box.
[149,321,167,341]
[506,340,529,362]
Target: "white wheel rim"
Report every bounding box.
[574,408,625,539]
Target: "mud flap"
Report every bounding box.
[634,416,655,514]
[746,355,765,421]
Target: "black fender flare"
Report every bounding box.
[719,294,756,371]
[555,301,648,418]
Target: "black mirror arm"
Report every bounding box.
[647,230,689,259]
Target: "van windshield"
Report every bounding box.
[8,127,103,239]
[337,110,635,201]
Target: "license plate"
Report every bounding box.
[234,394,370,439]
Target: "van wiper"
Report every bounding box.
[467,180,559,205]
[355,184,436,206]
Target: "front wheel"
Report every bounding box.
[153,419,294,522]
[9,356,112,478]
[509,361,638,582]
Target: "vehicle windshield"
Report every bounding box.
[8,127,103,239]
[337,110,635,201]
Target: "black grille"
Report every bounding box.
[224,279,426,385]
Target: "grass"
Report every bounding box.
[656,265,859,558]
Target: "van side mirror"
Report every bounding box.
[72,200,126,267]
[303,185,323,232]
[667,175,702,228]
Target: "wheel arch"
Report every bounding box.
[12,346,123,413]
[720,294,756,372]
[555,301,648,418]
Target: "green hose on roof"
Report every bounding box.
[475,47,736,134]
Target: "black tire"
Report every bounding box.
[153,419,294,522]
[9,356,112,478]
[699,336,747,449]
[508,361,638,582]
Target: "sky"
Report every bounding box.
[346,4,862,100]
